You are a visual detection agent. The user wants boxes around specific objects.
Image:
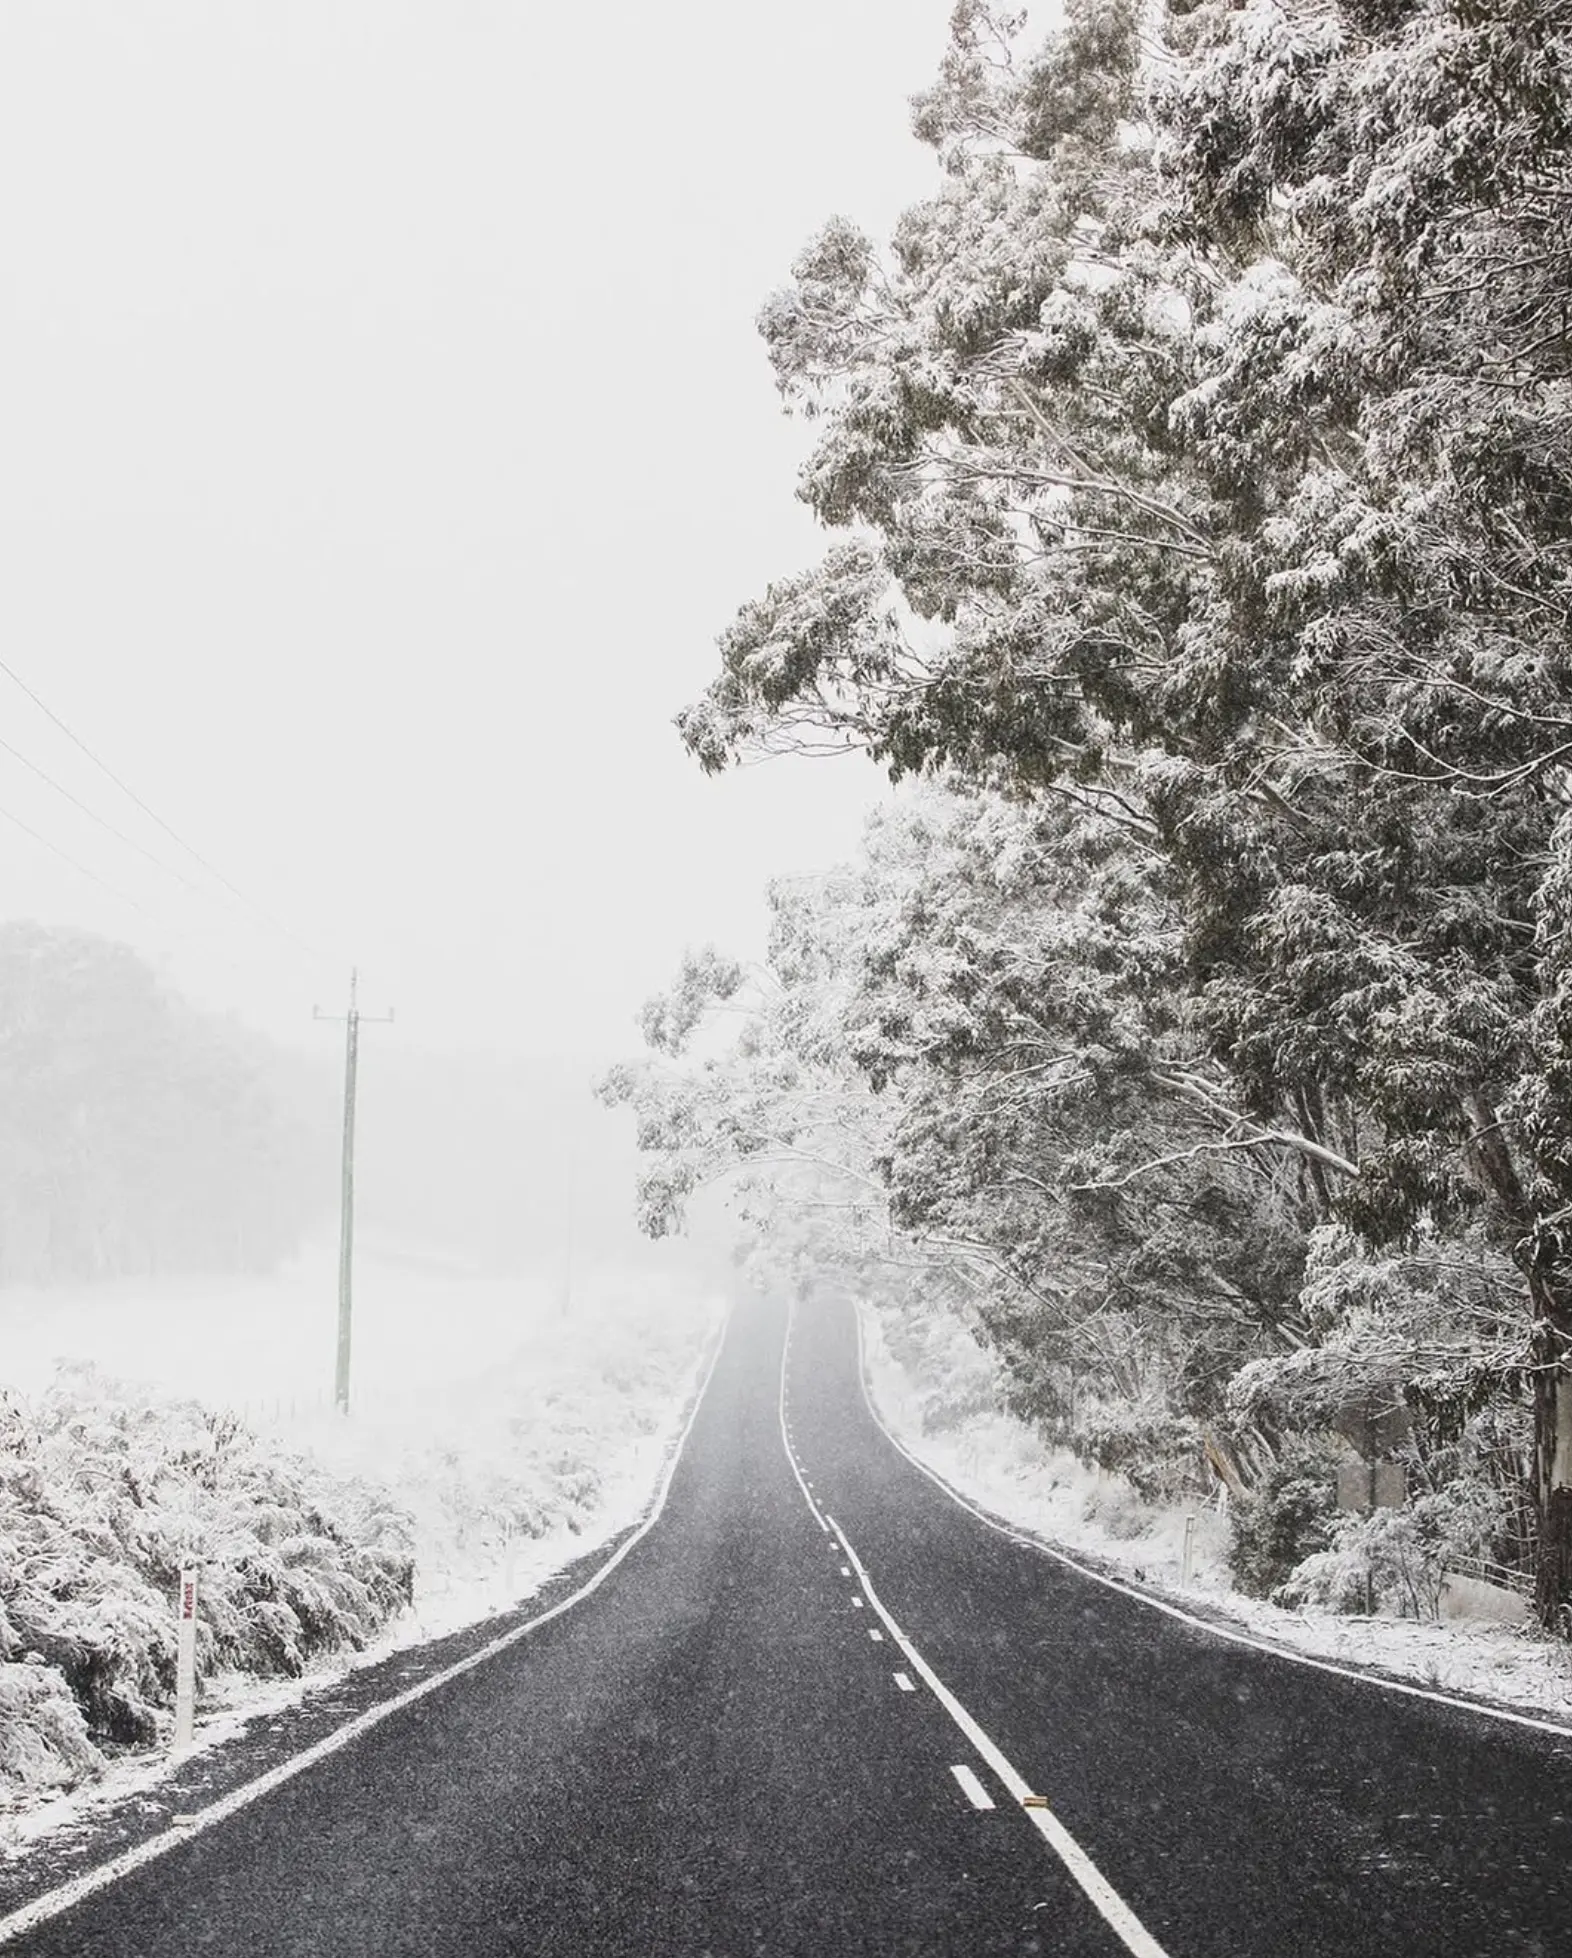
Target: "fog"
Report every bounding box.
[0,0,950,1077]
[0,0,960,1834]
[0,0,963,1311]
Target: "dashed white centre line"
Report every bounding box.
[868,1628,884,1642]
[828,1514,1171,1958]
[777,1339,831,1536]
[780,1309,1166,1956]
[951,1765,995,1811]
[839,1564,852,1576]
[893,1672,916,1693]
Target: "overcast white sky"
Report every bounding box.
[0,1,951,1061]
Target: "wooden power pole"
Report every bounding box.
[315,969,394,1413]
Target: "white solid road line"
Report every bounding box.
[951,1765,996,1811]
[0,1316,736,1951]
[894,1673,916,1693]
[848,1304,1572,1745]
[778,1330,833,1535]
[831,1517,1171,1958]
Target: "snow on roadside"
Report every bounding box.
[859,1303,1572,1728]
[0,1252,724,1843]
[285,1263,724,1643]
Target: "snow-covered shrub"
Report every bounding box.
[1069,1396,1202,1506]
[1228,1439,1341,1598]
[1080,1478,1152,1541]
[0,1368,413,1799]
[0,1659,102,1794]
[871,1299,1000,1436]
[1277,1476,1506,1621]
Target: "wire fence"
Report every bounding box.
[227,1388,336,1428]
[1443,1552,1535,1601]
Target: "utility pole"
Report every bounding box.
[314,969,394,1413]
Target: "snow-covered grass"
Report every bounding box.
[860,1304,1572,1728]
[0,1239,723,1826]
[287,1258,723,1644]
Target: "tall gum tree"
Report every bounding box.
[605,788,1312,1490]
[681,0,1572,1626]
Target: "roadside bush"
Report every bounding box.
[0,1659,102,1793]
[1228,1439,1341,1598]
[1070,1397,1202,1505]
[0,1369,414,1801]
[1277,1475,1505,1620]
[1080,1479,1152,1541]
[868,1297,1002,1436]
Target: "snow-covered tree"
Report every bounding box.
[0,925,328,1283]
[676,0,1572,1622]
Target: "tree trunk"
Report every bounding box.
[1528,1249,1572,1632]
[1201,1429,1249,1500]
[1533,1377,1572,1632]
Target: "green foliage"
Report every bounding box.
[1228,1440,1342,1599]
[1067,1398,1201,1506]
[1230,1226,1523,1446]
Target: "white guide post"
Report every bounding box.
[174,1566,199,1754]
[1181,1514,1197,1586]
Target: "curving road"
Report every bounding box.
[2,1293,1569,1956]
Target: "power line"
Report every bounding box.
[0,784,341,1023]
[0,731,215,904]
[0,653,328,963]
[0,799,154,920]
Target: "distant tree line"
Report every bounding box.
[0,923,330,1284]
[608,1,1572,1629]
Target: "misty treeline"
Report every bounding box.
[0,924,326,1283]
[606,0,1572,1628]
[0,921,656,1293]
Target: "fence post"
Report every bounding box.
[1182,1513,1197,1585]
[174,1566,200,1754]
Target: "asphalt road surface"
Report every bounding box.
[4,1293,1569,1956]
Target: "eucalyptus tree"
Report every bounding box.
[607,786,1308,1493]
[679,0,1572,1620]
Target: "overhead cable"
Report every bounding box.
[0,654,327,962]
[0,800,154,920]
